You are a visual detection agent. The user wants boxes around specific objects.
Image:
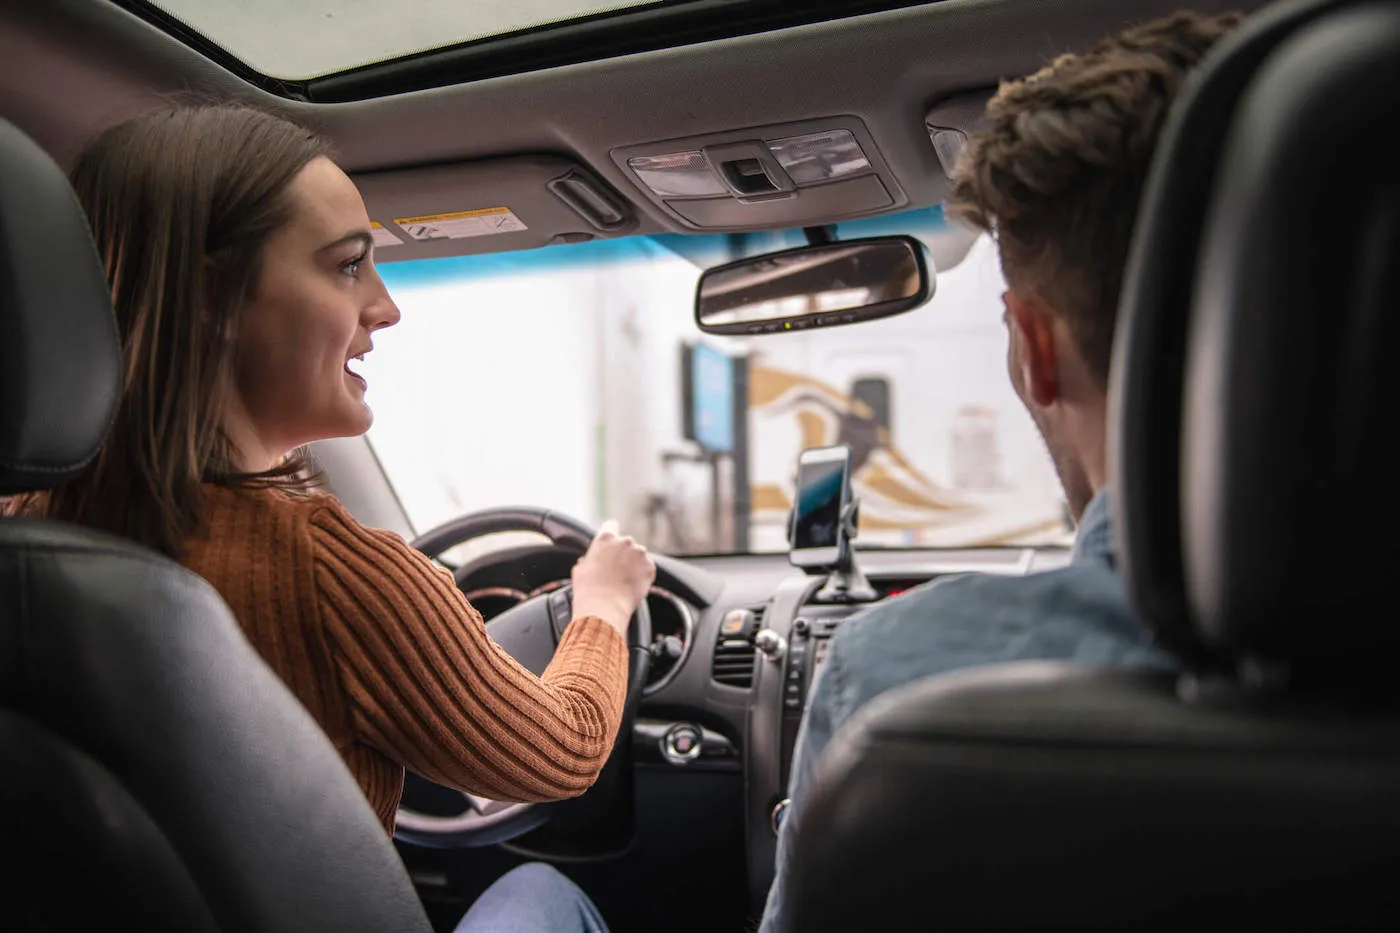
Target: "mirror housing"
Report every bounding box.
[695,235,934,335]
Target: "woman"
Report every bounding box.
[19,104,641,931]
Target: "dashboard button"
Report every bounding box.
[792,617,810,636]
[661,723,704,765]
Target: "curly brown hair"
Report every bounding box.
[950,9,1243,388]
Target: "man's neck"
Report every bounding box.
[1067,395,1108,519]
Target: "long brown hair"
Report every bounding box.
[12,105,332,557]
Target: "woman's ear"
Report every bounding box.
[1005,290,1061,408]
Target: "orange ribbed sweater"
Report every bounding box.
[180,484,628,834]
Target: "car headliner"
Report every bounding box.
[0,0,1266,249]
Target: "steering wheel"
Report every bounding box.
[395,507,651,848]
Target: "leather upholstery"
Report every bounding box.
[786,1,1400,928]
[1107,0,1352,667]
[0,118,119,495]
[0,121,431,930]
[1180,2,1400,676]
[788,661,1400,931]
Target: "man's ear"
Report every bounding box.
[1006,290,1060,407]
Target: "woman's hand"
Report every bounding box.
[571,520,656,637]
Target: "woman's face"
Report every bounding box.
[231,157,400,466]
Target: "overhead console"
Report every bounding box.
[352,155,637,260]
[612,117,906,231]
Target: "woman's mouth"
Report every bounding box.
[345,350,368,389]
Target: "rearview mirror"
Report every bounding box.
[695,235,933,335]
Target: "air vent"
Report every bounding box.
[712,634,756,687]
[711,606,762,688]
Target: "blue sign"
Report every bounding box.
[691,344,734,453]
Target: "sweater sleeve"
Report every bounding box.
[306,500,629,802]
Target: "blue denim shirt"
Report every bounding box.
[758,487,1175,932]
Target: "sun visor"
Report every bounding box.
[352,155,639,261]
[924,89,995,181]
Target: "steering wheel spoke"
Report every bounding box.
[462,792,498,814]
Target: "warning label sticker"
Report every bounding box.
[369,221,403,248]
[392,207,528,242]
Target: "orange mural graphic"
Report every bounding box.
[747,365,982,537]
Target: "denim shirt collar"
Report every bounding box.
[1070,486,1115,568]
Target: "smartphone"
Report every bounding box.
[789,444,853,568]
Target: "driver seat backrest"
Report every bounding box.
[785,1,1400,929]
[0,118,431,931]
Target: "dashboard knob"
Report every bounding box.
[661,722,703,765]
[754,628,787,661]
[792,617,810,636]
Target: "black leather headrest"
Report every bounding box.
[1112,0,1400,684]
[0,118,119,496]
[1110,0,1328,668]
[1181,3,1400,681]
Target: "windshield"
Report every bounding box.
[363,206,1075,557]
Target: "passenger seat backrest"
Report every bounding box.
[0,117,431,932]
[784,1,1400,929]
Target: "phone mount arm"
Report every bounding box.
[812,499,878,602]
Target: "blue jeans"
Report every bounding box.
[455,863,609,933]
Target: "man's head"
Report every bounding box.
[950,9,1242,519]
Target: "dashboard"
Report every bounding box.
[411,542,1072,911]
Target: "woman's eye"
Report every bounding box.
[342,252,368,277]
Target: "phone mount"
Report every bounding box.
[811,499,878,603]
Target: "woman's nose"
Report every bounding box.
[369,291,401,331]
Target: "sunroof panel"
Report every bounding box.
[146,0,667,79]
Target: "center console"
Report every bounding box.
[744,444,884,912]
[743,577,878,913]
[776,603,860,775]
[739,545,1056,912]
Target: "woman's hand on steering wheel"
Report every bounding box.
[401,506,653,848]
[572,519,656,637]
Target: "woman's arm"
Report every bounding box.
[307,501,630,801]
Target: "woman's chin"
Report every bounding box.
[325,402,374,439]
[347,407,373,435]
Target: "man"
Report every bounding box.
[759,10,1243,931]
